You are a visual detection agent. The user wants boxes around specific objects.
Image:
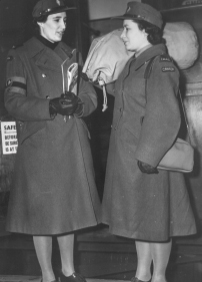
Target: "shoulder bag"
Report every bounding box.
[145,56,194,173]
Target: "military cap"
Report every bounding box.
[32,0,76,18]
[113,1,163,29]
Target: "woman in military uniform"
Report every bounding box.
[102,2,196,282]
[4,1,101,282]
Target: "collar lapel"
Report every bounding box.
[25,37,74,73]
[134,44,167,70]
[34,49,63,72]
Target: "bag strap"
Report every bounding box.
[144,55,192,144]
[144,56,156,80]
[178,89,192,143]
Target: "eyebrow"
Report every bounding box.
[52,15,66,19]
[52,16,62,19]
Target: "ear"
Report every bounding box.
[37,22,44,27]
[143,29,148,37]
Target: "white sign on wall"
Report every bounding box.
[1,121,18,154]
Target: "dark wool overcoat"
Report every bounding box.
[102,44,196,242]
[4,37,101,235]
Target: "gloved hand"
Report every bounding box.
[61,92,84,117]
[49,96,73,117]
[49,93,83,117]
[137,160,159,174]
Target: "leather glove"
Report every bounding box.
[49,95,75,117]
[61,92,84,117]
[137,160,159,174]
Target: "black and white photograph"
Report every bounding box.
[0,1,202,282]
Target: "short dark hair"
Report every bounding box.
[132,19,165,45]
[32,15,49,34]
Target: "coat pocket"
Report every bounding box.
[18,121,46,144]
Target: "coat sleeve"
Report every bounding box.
[77,53,97,117]
[134,56,181,167]
[4,48,51,122]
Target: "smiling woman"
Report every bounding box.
[37,12,67,43]
[3,0,101,282]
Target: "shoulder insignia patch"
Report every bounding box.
[160,54,172,62]
[162,66,175,72]
[7,56,13,61]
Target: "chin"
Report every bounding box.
[54,36,62,42]
[126,47,132,51]
[127,47,136,52]
[125,45,132,51]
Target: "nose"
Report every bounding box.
[120,29,125,40]
[61,20,66,30]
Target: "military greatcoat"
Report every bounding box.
[102,44,196,241]
[4,37,101,235]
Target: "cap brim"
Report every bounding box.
[63,6,77,11]
[48,6,76,14]
[111,14,143,20]
[111,14,162,28]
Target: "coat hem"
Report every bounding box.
[6,221,102,236]
[102,222,197,242]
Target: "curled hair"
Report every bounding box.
[132,19,165,45]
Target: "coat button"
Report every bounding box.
[19,121,23,128]
[42,73,47,78]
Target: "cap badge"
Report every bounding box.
[56,0,61,6]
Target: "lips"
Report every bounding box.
[57,32,64,37]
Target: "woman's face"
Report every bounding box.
[121,19,149,52]
[38,12,66,43]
